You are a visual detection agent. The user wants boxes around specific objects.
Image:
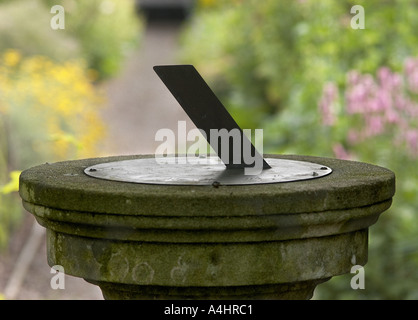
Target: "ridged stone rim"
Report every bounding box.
[19,154,395,217]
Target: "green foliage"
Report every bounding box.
[0,0,80,60]
[50,0,142,79]
[0,51,106,249]
[181,0,418,299]
[0,0,142,79]
[0,0,141,249]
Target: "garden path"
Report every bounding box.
[0,21,190,300]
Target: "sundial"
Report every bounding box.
[20,65,395,301]
[85,65,332,185]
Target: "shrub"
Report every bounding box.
[181,0,418,299]
[0,50,106,249]
[0,0,142,79]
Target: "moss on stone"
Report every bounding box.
[19,154,395,299]
[19,154,395,217]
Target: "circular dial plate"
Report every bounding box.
[84,156,332,186]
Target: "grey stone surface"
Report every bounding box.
[19,154,395,299]
[19,154,395,216]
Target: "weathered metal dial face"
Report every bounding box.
[85,156,332,186]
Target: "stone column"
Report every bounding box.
[19,154,395,299]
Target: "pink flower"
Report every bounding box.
[378,67,402,91]
[384,108,399,124]
[405,57,418,94]
[319,82,338,126]
[347,70,361,86]
[365,115,384,137]
[347,129,361,145]
[404,129,418,157]
[341,59,418,160]
[345,73,379,114]
[333,143,352,160]
[346,84,367,114]
[378,67,392,87]
[375,88,391,112]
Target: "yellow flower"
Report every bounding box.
[200,0,216,7]
[3,49,21,67]
[0,171,21,195]
[1,53,106,163]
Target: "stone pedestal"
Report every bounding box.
[19,154,395,299]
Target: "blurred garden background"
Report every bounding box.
[0,0,417,299]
